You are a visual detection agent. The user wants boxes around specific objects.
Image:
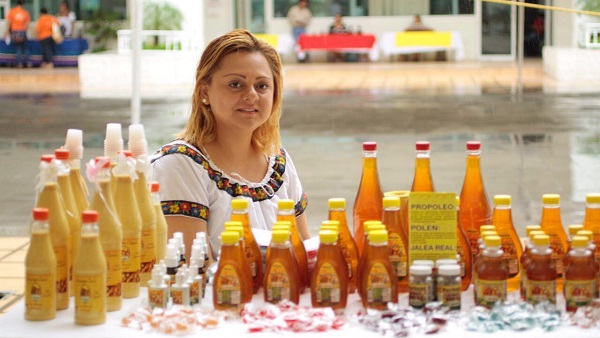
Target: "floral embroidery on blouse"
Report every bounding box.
[161,200,209,221]
[295,192,308,217]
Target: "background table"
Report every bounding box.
[0,38,89,67]
[380,31,464,61]
[297,33,379,61]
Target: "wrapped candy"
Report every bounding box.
[122,305,223,334]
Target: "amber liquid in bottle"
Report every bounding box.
[475,236,508,309]
[353,142,383,257]
[459,141,491,262]
[491,195,523,292]
[69,160,90,216]
[277,200,308,292]
[150,182,167,262]
[359,230,397,310]
[455,203,473,291]
[223,223,253,303]
[539,194,568,292]
[526,235,556,305]
[381,197,409,293]
[311,230,348,314]
[520,228,544,301]
[231,199,263,294]
[410,141,435,192]
[133,168,156,288]
[357,221,385,295]
[583,194,600,270]
[564,237,595,312]
[328,198,359,293]
[213,231,250,311]
[263,230,301,304]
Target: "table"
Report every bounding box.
[296,33,379,61]
[253,34,295,56]
[380,31,464,61]
[0,38,89,67]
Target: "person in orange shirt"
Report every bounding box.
[35,8,59,68]
[5,1,31,68]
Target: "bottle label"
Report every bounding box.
[476,279,507,308]
[215,264,241,307]
[172,289,184,305]
[26,273,55,312]
[74,274,105,314]
[548,234,564,275]
[409,283,430,308]
[526,279,556,304]
[437,284,461,310]
[148,288,167,308]
[104,249,122,297]
[266,262,291,302]
[141,228,156,274]
[338,236,353,278]
[54,245,68,295]
[122,238,141,284]
[315,263,341,305]
[367,263,393,305]
[564,279,594,309]
[242,244,257,277]
[499,234,519,275]
[388,233,407,279]
[190,279,201,305]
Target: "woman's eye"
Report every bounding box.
[258,83,269,90]
[229,82,242,88]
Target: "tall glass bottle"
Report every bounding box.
[64,129,89,216]
[564,236,595,312]
[277,199,308,292]
[230,199,263,294]
[583,193,600,269]
[311,230,348,314]
[381,196,409,293]
[455,197,473,291]
[328,198,359,293]
[539,194,568,292]
[264,230,301,304]
[526,234,556,305]
[410,141,435,192]
[459,141,491,260]
[491,195,522,292]
[35,154,70,310]
[475,235,508,309]
[150,182,168,262]
[213,231,250,311]
[353,142,383,257]
[359,229,397,310]
[89,156,122,311]
[25,208,56,321]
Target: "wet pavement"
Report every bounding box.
[2,65,600,238]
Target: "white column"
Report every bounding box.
[130,0,142,124]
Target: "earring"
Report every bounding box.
[202,98,208,105]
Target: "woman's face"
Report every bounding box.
[202,51,274,137]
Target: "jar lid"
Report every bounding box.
[410,264,432,275]
[435,259,457,268]
[411,259,434,268]
[437,264,461,276]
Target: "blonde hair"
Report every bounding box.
[177,29,283,155]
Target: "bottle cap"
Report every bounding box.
[272,221,292,230]
[368,229,388,244]
[410,264,432,275]
[64,129,83,160]
[382,196,400,208]
[484,235,501,247]
[568,224,584,236]
[571,236,589,248]
[494,195,511,206]
[231,198,249,210]
[480,230,498,240]
[225,225,244,239]
[411,259,434,268]
[415,141,430,151]
[362,142,377,151]
[532,234,550,246]
[40,154,55,163]
[586,193,600,204]
[190,244,203,261]
[151,265,164,286]
[363,220,383,233]
[479,225,496,232]
[165,243,179,267]
[320,220,339,231]
[54,148,70,160]
[271,230,290,244]
[150,181,160,193]
[104,123,123,158]
[525,225,541,235]
[319,230,338,244]
[221,231,240,245]
[277,199,295,210]
[437,264,461,276]
[576,230,593,242]
[320,225,339,233]
[94,156,111,169]
[32,208,49,221]
[542,194,560,205]
[82,210,98,223]
[196,232,207,243]
[188,262,198,278]
[175,268,187,285]
[328,198,345,209]
[435,258,457,268]
[128,124,147,157]
[528,230,546,240]
[121,150,133,158]
[466,141,481,151]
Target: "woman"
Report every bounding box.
[57,1,76,38]
[35,8,59,68]
[152,29,310,261]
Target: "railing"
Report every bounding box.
[117,30,202,54]
[579,23,600,49]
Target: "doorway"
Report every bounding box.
[481,0,515,59]
[523,0,545,57]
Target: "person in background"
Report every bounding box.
[36,8,59,69]
[404,14,445,61]
[287,0,312,62]
[151,29,310,262]
[328,14,347,62]
[57,1,76,38]
[5,1,31,68]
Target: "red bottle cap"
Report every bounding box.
[94,156,111,168]
[54,148,70,160]
[120,150,134,157]
[82,210,99,223]
[32,208,49,221]
[363,142,377,151]
[415,141,430,151]
[150,181,160,193]
[40,154,55,163]
[466,141,481,151]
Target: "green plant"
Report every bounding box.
[578,0,600,12]
[143,0,184,47]
[84,11,122,52]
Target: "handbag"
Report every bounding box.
[52,22,64,44]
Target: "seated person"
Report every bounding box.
[403,14,445,62]
[328,14,348,62]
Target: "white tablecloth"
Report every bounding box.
[380,31,465,61]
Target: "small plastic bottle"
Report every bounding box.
[188,262,202,305]
[213,231,250,310]
[230,198,263,294]
[150,182,168,262]
[539,194,568,292]
[436,264,461,310]
[173,232,186,267]
[165,243,179,287]
[328,198,359,293]
[564,236,595,312]
[520,228,544,301]
[311,230,348,314]
[223,222,253,302]
[410,141,435,192]
[567,224,584,253]
[526,234,556,305]
[359,229,397,310]
[409,264,433,309]
[491,195,523,292]
[190,245,207,298]
[277,199,309,292]
[148,265,168,309]
[63,129,90,216]
[583,193,600,269]
[381,196,409,293]
[264,230,301,304]
[171,268,190,306]
[475,235,508,308]
[357,221,385,293]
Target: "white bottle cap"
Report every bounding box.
[158,259,167,274]
[151,265,164,286]
[173,232,185,255]
[175,268,187,286]
[196,232,206,244]
[437,264,461,276]
[188,262,198,278]
[128,124,147,157]
[64,129,83,160]
[165,244,178,267]
[104,123,123,158]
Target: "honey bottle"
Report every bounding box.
[223,222,253,302]
[150,182,168,262]
[381,196,409,293]
[25,208,57,321]
[564,236,595,312]
[539,194,568,292]
[311,230,348,314]
[112,151,142,298]
[357,221,385,294]
[88,156,122,311]
[410,141,435,192]
[230,198,263,294]
[213,231,250,310]
[459,141,491,261]
[266,221,293,262]
[526,234,556,305]
[567,224,584,253]
[328,198,359,293]
[472,229,497,304]
[277,199,308,292]
[583,193,600,268]
[491,195,523,292]
[54,148,81,297]
[520,226,543,300]
[475,235,508,308]
[319,221,350,287]
[359,229,397,310]
[74,210,107,325]
[455,196,473,291]
[264,230,301,304]
[35,154,70,310]
[64,129,90,216]
[353,142,383,257]
[575,230,599,298]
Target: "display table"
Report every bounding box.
[0,285,594,338]
[0,38,89,67]
[380,31,464,61]
[253,34,295,56]
[296,33,379,61]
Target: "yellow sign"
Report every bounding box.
[408,192,457,265]
[254,34,279,48]
[395,31,452,47]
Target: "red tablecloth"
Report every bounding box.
[297,34,376,51]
